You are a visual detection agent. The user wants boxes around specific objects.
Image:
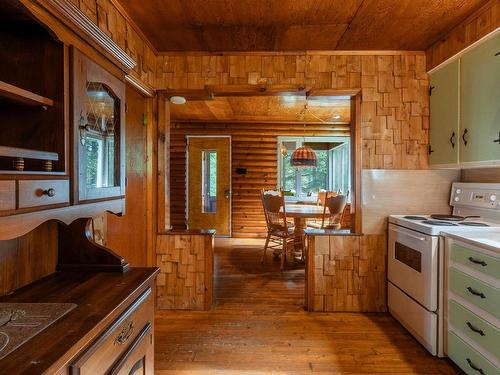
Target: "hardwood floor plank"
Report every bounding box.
[155,239,459,374]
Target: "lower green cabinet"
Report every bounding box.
[448,332,499,375]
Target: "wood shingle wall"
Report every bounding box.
[157,53,430,170]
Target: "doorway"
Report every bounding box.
[187,136,231,236]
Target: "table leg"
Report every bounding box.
[293,217,305,260]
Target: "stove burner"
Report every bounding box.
[403,216,428,220]
[430,214,480,222]
[458,222,490,227]
[421,220,458,226]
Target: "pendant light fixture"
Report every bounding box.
[291,106,317,168]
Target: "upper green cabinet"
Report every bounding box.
[429,60,460,165]
[429,32,500,168]
[460,33,500,164]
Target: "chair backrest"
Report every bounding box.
[260,189,288,231]
[317,191,337,206]
[321,194,348,229]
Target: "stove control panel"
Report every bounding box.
[451,183,500,210]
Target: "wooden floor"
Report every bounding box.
[155,239,459,374]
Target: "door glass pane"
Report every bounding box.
[395,242,422,272]
[300,146,328,195]
[84,82,120,189]
[202,151,217,213]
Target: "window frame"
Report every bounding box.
[277,136,350,199]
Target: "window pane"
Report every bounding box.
[281,141,297,194]
[202,151,217,213]
[300,150,328,195]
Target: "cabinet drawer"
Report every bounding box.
[70,288,153,375]
[448,331,499,375]
[451,243,500,280]
[0,181,15,211]
[449,300,500,359]
[18,179,69,209]
[449,267,500,319]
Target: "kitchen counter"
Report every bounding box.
[0,268,158,374]
[442,231,500,254]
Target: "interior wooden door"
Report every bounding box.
[187,137,231,236]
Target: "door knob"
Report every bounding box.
[224,189,231,199]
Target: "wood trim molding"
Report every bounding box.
[43,0,136,70]
[125,75,155,97]
[0,199,124,240]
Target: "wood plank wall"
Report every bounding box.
[170,121,350,237]
[0,222,57,296]
[426,0,500,70]
[157,53,430,170]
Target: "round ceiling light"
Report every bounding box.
[170,96,186,105]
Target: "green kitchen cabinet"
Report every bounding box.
[429,59,460,166]
[460,32,500,164]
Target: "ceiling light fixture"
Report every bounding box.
[169,96,186,105]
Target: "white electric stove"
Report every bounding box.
[387,183,500,357]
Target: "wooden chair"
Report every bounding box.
[320,194,348,230]
[307,191,336,228]
[260,189,295,271]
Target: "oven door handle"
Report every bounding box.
[393,230,426,242]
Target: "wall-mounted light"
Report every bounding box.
[170,96,186,105]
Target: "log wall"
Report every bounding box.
[170,121,351,237]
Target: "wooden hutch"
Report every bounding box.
[0,1,158,373]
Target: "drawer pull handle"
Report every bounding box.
[466,321,486,336]
[42,188,56,197]
[466,358,485,375]
[467,287,486,299]
[114,321,134,345]
[468,257,487,267]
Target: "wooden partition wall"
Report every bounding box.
[170,121,351,237]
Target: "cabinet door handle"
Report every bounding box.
[466,358,485,375]
[468,256,487,267]
[428,145,434,154]
[466,321,486,336]
[467,287,486,299]
[462,128,468,146]
[449,132,456,148]
[493,131,500,145]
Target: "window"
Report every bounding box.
[201,150,217,213]
[278,136,351,199]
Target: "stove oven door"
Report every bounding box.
[388,223,439,311]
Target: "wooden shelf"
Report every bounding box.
[0,80,54,107]
[0,146,58,161]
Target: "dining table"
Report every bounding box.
[283,203,324,255]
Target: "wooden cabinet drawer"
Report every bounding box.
[0,181,15,211]
[451,243,500,280]
[70,288,153,375]
[449,300,500,359]
[449,267,500,319]
[448,331,499,375]
[18,179,69,209]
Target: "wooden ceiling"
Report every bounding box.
[117,0,488,51]
[170,95,351,123]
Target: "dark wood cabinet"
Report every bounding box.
[72,48,126,203]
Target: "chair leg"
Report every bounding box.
[261,233,270,264]
[280,237,286,272]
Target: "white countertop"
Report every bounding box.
[442,231,500,254]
